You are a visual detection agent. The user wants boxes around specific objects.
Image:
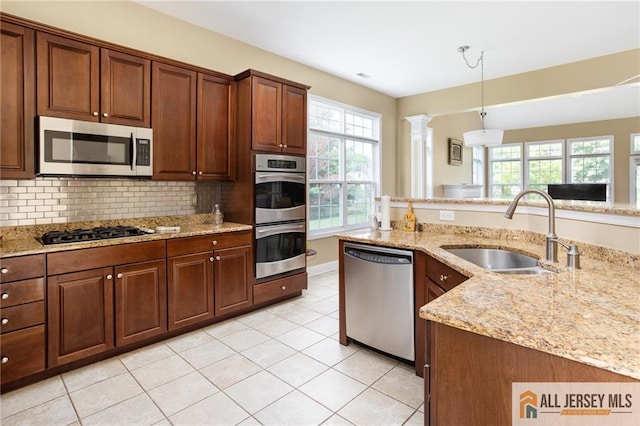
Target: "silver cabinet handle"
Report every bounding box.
[106,274,113,280]
[281,285,286,291]
[209,257,214,262]
[0,268,8,274]
[1,293,8,300]
[192,171,196,175]
[102,112,109,118]
[212,240,218,246]
[92,111,99,117]
[117,273,123,279]
[1,318,8,325]
[1,356,8,364]
[215,256,221,261]
[198,171,203,175]
[440,274,448,282]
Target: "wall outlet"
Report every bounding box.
[439,210,455,221]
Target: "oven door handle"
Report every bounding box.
[256,223,306,239]
[256,173,306,184]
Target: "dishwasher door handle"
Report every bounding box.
[344,247,412,265]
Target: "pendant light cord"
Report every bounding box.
[460,47,486,129]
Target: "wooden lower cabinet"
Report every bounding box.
[427,324,638,425]
[168,252,214,330]
[114,260,167,347]
[0,326,45,384]
[253,272,307,305]
[214,245,252,316]
[47,267,115,367]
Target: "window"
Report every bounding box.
[631,134,640,206]
[307,96,380,237]
[525,140,563,191]
[567,136,612,200]
[488,144,522,198]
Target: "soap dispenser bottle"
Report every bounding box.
[402,200,416,232]
[212,204,224,225]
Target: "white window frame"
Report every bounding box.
[524,139,564,190]
[566,135,613,202]
[488,143,523,198]
[307,95,381,239]
[631,133,640,206]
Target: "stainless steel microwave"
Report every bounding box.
[38,116,153,177]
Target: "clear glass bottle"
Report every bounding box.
[212,204,224,225]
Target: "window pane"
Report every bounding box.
[528,159,562,187]
[490,185,521,199]
[491,145,521,160]
[528,142,562,158]
[491,160,521,185]
[345,112,374,138]
[308,183,342,231]
[633,134,640,153]
[635,162,640,207]
[570,139,611,155]
[345,139,373,181]
[307,134,341,181]
[346,183,373,225]
[309,103,342,132]
[570,156,610,183]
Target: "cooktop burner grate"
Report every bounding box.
[40,226,149,245]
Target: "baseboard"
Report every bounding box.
[307,260,338,277]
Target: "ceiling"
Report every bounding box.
[136,1,640,129]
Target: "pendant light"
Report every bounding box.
[459,46,503,147]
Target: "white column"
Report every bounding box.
[405,114,433,198]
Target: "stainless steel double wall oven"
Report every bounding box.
[254,154,306,280]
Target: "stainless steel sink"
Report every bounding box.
[443,247,554,275]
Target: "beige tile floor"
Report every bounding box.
[0,271,424,425]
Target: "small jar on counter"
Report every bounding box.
[212,204,224,225]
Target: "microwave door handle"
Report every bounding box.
[130,133,135,171]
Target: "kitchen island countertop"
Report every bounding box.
[336,228,640,380]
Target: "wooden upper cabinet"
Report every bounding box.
[36,32,99,121]
[1,22,36,179]
[197,73,234,180]
[252,77,282,153]
[36,32,150,126]
[100,49,150,127]
[281,84,307,155]
[152,61,197,180]
[241,72,309,155]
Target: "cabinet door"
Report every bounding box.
[214,245,252,316]
[281,84,307,155]
[47,268,114,367]
[251,77,282,152]
[1,22,36,179]
[152,61,197,180]
[168,253,214,331]
[114,260,167,347]
[36,32,99,121]
[197,73,234,180]
[101,49,150,127]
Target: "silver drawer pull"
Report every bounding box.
[117,273,123,279]
[215,256,221,261]
[210,257,214,262]
[106,274,113,280]
[1,356,8,364]
[281,285,286,291]
[1,293,8,300]
[440,274,448,282]
[0,268,8,274]
[1,318,8,325]
[212,241,218,246]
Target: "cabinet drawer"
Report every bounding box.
[0,255,45,284]
[254,272,307,305]
[167,231,252,257]
[0,278,44,308]
[1,301,45,333]
[0,325,46,384]
[425,255,468,291]
[47,240,166,275]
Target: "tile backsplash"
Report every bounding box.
[0,178,221,227]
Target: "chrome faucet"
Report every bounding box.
[504,189,580,269]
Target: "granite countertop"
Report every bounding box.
[0,214,252,258]
[336,228,640,380]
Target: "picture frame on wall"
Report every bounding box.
[448,138,463,166]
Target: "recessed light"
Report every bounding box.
[356,72,371,79]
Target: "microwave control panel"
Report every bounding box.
[136,139,151,166]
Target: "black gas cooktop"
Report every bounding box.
[40,226,149,245]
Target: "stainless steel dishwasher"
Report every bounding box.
[343,242,414,361]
